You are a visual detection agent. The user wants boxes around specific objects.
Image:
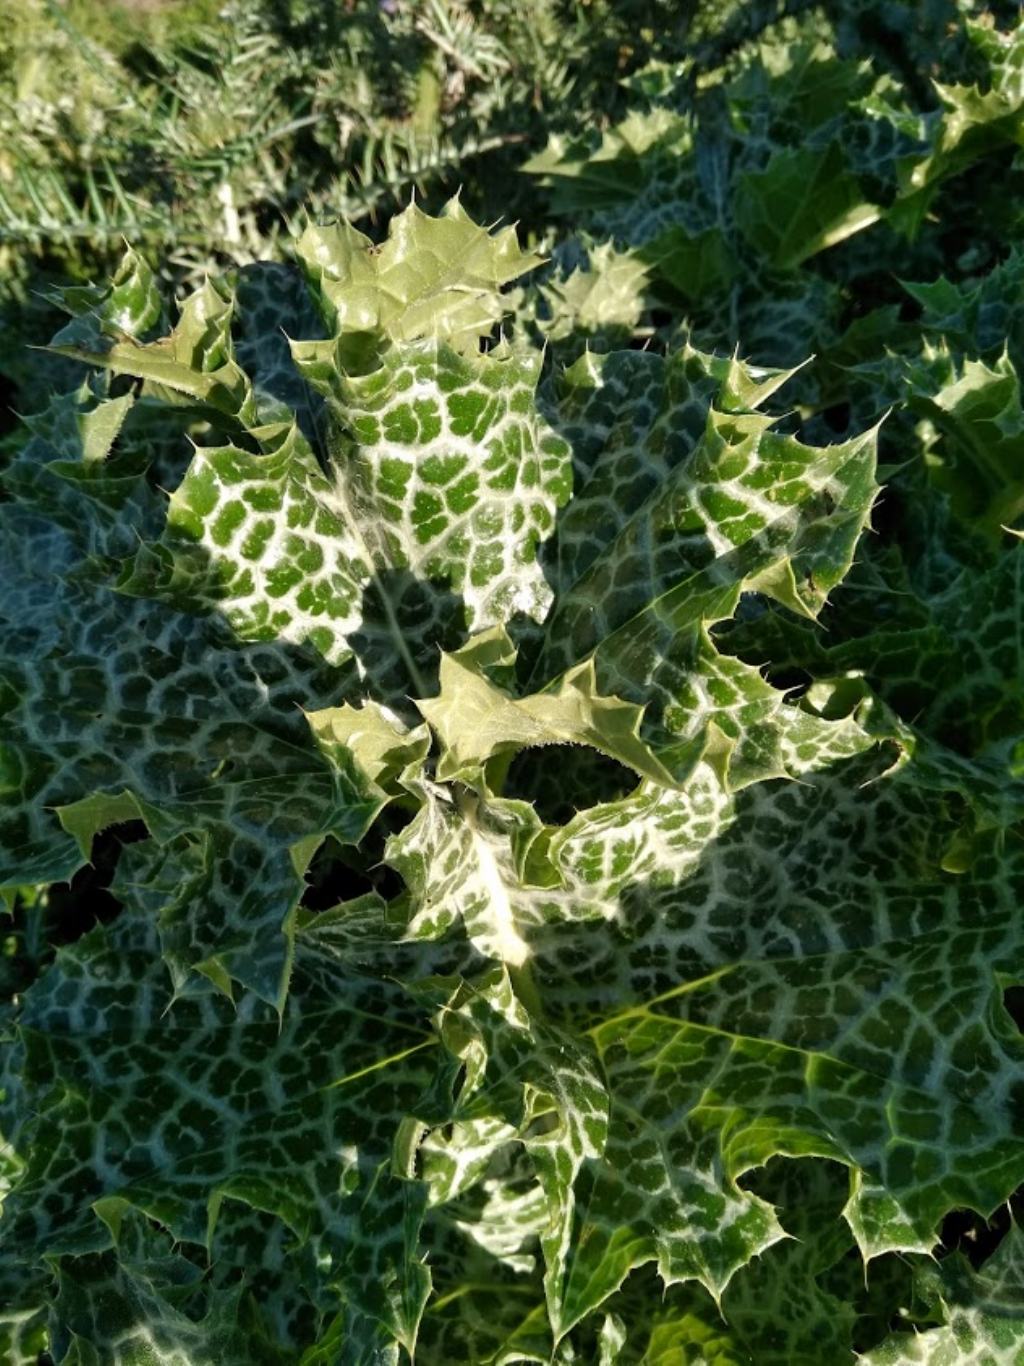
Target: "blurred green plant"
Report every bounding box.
[0,0,710,417]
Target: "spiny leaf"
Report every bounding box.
[296,197,544,356]
[735,142,880,269]
[417,627,678,789]
[863,1225,1024,1364]
[906,345,1024,538]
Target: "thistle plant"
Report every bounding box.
[0,195,1022,1363]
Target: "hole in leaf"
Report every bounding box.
[501,745,638,825]
[937,1203,1016,1267]
[898,290,923,324]
[301,809,410,911]
[46,821,149,946]
[865,486,902,538]
[1004,985,1024,1033]
[772,667,813,698]
[739,1155,850,1234]
[821,401,852,434]
[0,373,17,444]
[301,842,397,910]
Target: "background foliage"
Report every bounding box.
[3,0,1024,1362]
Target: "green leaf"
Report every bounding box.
[51,274,258,423]
[49,245,164,348]
[296,198,544,357]
[863,1226,1024,1364]
[596,1159,888,1365]
[527,347,878,774]
[534,242,650,351]
[417,628,678,790]
[516,738,1024,1271]
[638,226,735,301]
[126,342,571,693]
[904,248,1024,365]
[3,905,442,1357]
[46,1209,267,1366]
[907,346,1024,538]
[888,76,1024,237]
[735,143,881,269]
